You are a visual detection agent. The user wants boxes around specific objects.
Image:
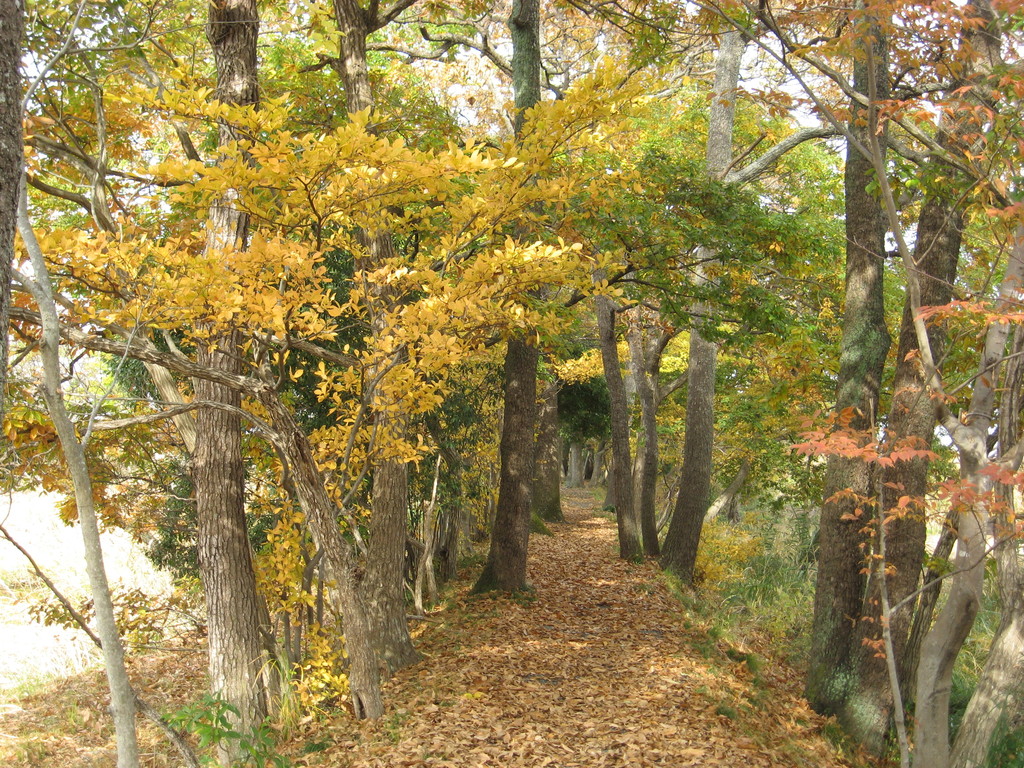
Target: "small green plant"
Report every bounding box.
[169,694,290,768]
[715,702,740,720]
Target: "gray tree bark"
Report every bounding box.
[18,191,140,768]
[952,330,1024,767]
[0,0,21,423]
[627,311,664,555]
[805,7,891,716]
[197,3,272,759]
[660,30,743,582]
[533,379,564,522]
[566,442,585,487]
[596,296,642,560]
[331,0,420,671]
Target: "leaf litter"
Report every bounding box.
[0,488,856,767]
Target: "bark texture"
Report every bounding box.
[627,314,663,555]
[596,296,642,560]
[257,392,384,719]
[194,337,271,742]
[474,0,543,592]
[366,457,420,672]
[474,337,540,591]
[660,30,743,582]
[0,0,21,422]
[533,379,564,522]
[18,193,140,768]
[805,12,891,717]
[565,443,585,487]
[331,0,419,672]
[197,2,271,757]
[839,170,962,756]
[913,227,1024,768]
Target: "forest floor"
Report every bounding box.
[0,488,858,768]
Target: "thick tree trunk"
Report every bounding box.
[195,336,271,744]
[365,458,420,672]
[660,30,743,582]
[474,337,539,591]
[839,180,963,755]
[806,17,891,716]
[596,296,642,560]
[0,0,21,422]
[533,379,564,522]
[474,0,542,592]
[198,3,271,758]
[331,0,418,671]
[627,314,662,555]
[18,193,140,768]
[660,328,716,580]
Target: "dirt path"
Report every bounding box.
[324,490,852,768]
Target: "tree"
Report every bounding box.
[660,29,745,583]
[474,0,543,593]
[803,1,892,721]
[627,308,665,554]
[195,1,274,755]
[17,191,141,768]
[532,376,564,522]
[330,0,422,672]
[596,295,643,559]
[0,0,20,422]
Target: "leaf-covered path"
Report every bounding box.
[320,489,852,768]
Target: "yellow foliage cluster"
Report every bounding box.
[553,348,604,383]
[13,67,645,504]
[694,520,761,588]
[292,626,350,711]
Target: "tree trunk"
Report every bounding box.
[331,0,418,672]
[951,545,1024,768]
[660,30,743,582]
[596,296,642,560]
[365,457,420,672]
[627,313,662,555]
[257,391,383,719]
[589,442,607,487]
[0,0,21,423]
[660,327,717,580]
[913,226,1024,768]
[951,307,1024,768]
[566,442,585,487]
[533,379,564,522]
[194,341,271,744]
[840,185,962,755]
[18,193,140,768]
[474,337,539,591]
[705,458,750,522]
[474,0,542,592]
[806,14,891,716]
[198,3,271,758]
[435,445,464,583]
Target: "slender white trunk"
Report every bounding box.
[17,186,140,768]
